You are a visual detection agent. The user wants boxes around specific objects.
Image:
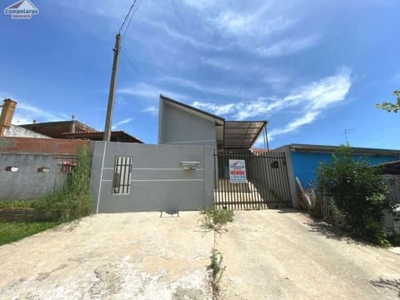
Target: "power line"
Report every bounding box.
[121,51,161,96]
[118,0,139,34]
[123,0,143,37]
[121,51,143,77]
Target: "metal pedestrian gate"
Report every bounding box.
[214,149,292,210]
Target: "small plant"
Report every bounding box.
[34,147,93,221]
[200,207,234,232]
[208,248,225,297]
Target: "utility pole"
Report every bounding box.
[103,33,122,141]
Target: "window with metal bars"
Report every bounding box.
[112,156,132,195]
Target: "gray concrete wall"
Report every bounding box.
[4,125,51,138]
[91,142,214,213]
[0,153,67,200]
[159,102,217,149]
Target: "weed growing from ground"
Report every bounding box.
[200,207,234,232]
[208,248,226,298]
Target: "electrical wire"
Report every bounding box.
[123,0,143,37]
[118,0,139,34]
[121,51,161,96]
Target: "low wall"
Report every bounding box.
[0,208,40,222]
[0,137,91,200]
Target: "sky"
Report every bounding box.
[0,0,399,149]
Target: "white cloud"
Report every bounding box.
[112,117,134,129]
[256,35,321,57]
[143,106,158,116]
[268,111,319,141]
[182,0,216,10]
[159,76,254,98]
[267,68,352,139]
[12,103,67,124]
[117,82,188,102]
[292,67,352,110]
[210,2,294,38]
[118,83,159,98]
[143,20,224,51]
[201,57,238,71]
[192,101,235,116]
[190,69,352,139]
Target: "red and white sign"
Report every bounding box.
[229,159,247,183]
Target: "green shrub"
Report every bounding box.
[33,147,93,221]
[316,145,394,246]
[200,207,234,231]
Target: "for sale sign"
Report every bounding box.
[229,159,247,183]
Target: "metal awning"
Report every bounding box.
[223,121,267,149]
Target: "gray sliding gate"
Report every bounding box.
[214,149,292,210]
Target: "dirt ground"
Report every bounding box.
[216,210,400,300]
[0,210,399,299]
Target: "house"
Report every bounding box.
[90,95,280,213]
[276,143,400,189]
[20,120,143,143]
[158,94,268,151]
[0,98,143,143]
[157,95,293,209]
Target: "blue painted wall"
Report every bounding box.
[291,151,398,189]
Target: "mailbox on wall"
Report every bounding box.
[180,161,200,171]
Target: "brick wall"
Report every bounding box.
[0,137,91,154]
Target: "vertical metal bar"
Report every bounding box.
[245,149,250,210]
[273,152,281,208]
[239,149,242,210]
[224,152,227,210]
[262,151,270,208]
[258,152,265,209]
[282,152,292,207]
[265,125,270,151]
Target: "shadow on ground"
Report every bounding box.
[306,219,369,246]
[370,277,400,298]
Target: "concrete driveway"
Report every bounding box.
[216,210,400,300]
[0,212,213,300]
[0,210,399,299]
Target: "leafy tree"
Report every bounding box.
[317,145,393,246]
[376,90,400,113]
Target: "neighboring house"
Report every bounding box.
[0,98,143,143]
[20,120,143,143]
[276,144,400,206]
[4,124,51,139]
